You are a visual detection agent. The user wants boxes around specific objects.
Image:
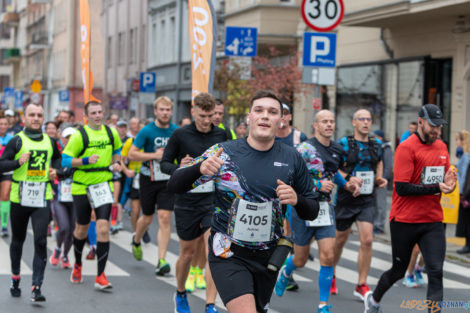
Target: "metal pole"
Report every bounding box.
[46,0,54,120]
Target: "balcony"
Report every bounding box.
[3,12,19,26]
[3,48,19,63]
[28,31,49,50]
[342,0,470,28]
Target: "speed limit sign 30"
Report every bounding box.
[301,0,344,32]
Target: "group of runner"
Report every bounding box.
[0,92,455,313]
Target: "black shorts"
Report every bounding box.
[73,195,112,225]
[208,233,277,313]
[129,187,140,200]
[335,204,374,231]
[0,173,12,182]
[139,174,174,215]
[174,205,212,241]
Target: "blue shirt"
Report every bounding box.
[400,130,411,143]
[0,133,13,146]
[275,129,307,147]
[133,122,178,176]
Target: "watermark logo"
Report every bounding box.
[400,300,470,313]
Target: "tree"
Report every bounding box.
[214,46,303,122]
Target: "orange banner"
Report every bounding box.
[80,0,99,104]
[188,0,216,101]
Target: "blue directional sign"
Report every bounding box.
[139,72,156,93]
[58,90,70,102]
[225,26,258,57]
[2,87,14,106]
[303,32,336,68]
[14,90,23,109]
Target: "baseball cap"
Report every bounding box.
[282,103,291,113]
[62,127,76,138]
[5,109,14,117]
[418,104,447,127]
[116,120,128,127]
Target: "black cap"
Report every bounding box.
[418,104,447,127]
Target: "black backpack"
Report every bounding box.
[76,125,115,158]
[342,135,380,174]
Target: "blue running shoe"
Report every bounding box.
[317,305,332,313]
[402,274,417,288]
[414,269,425,286]
[205,304,219,313]
[174,292,191,313]
[274,265,290,297]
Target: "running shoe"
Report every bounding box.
[195,268,206,289]
[174,292,191,313]
[86,247,96,260]
[155,258,170,276]
[330,275,338,295]
[317,305,332,313]
[185,271,195,293]
[10,277,21,297]
[353,284,371,301]
[286,275,299,291]
[402,274,418,288]
[49,249,61,266]
[1,227,8,237]
[132,237,143,261]
[142,230,151,243]
[413,269,425,286]
[31,285,46,302]
[95,273,112,290]
[274,265,290,297]
[70,264,83,284]
[61,256,71,269]
[364,291,382,313]
[205,304,219,313]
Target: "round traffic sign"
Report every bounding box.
[301,0,344,32]
[31,92,41,104]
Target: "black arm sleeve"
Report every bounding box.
[50,138,62,169]
[160,133,180,175]
[167,163,203,194]
[294,194,319,221]
[395,181,441,196]
[0,136,21,173]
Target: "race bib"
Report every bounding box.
[132,173,140,190]
[230,199,273,243]
[189,181,215,193]
[86,182,114,209]
[306,201,332,227]
[20,182,46,208]
[150,160,170,182]
[421,166,444,185]
[58,179,73,203]
[357,171,374,195]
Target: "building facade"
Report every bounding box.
[147,0,224,123]
[101,0,147,119]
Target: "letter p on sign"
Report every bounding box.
[310,37,330,63]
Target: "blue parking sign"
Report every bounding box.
[58,90,70,102]
[14,90,23,109]
[302,32,336,67]
[140,72,156,93]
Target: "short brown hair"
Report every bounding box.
[153,96,173,110]
[250,90,283,115]
[193,93,216,112]
[84,101,102,115]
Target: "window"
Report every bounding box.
[118,32,125,65]
[107,36,112,68]
[129,28,135,64]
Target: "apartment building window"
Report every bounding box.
[118,32,125,65]
[169,16,176,62]
[107,36,113,68]
[0,76,9,91]
[129,28,135,64]
[141,24,146,64]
